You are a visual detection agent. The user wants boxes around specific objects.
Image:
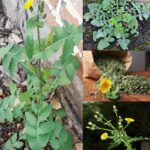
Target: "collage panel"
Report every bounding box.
[0,0,82,150]
[83,51,150,101]
[83,0,150,51]
[83,102,150,150]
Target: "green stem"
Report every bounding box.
[123,0,127,8]
[123,123,130,130]
[95,125,112,132]
[102,116,116,130]
[36,12,42,109]
[124,141,132,150]
[116,0,119,15]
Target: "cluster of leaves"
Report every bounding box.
[105,81,120,100]
[25,102,72,150]
[84,0,150,50]
[4,131,25,150]
[95,54,150,99]
[87,105,150,150]
[0,1,82,150]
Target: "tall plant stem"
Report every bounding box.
[124,141,132,150]
[36,13,43,108]
[116,0,119,15]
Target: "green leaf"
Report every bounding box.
[38,121,51,134]
[0,44,14,60]
[38,134,49,147]
[59,128,68,143]
[93,30,107,41]
[4,132,24,150]
[25,35,34,59]
[56,110,67,118]
[9,96,17,108]
[26,135,42,150]
[108,142,120,150]
[50,136,61,150]
[5,109,13,122]
[91,18,101,27]
[0,108,5,122]
[13,105,23,119]
[9,82,17,95]
[58,133,73,150]
[143,9,150,20]
[26,16,37,29]
[0,45,25,78]
[0,96,16,123]
[57,70,71,85]
[25,122,37,137]
[14,141,24,148]
[98,39,110,50]
[25,112,37,127]
[3,54,12,72]
[33,22,82,60]
[54,121,63,135]
[19,91,32,102]
[84,12,92,21]
[32,101,38,114]
[61,39,74,64]
[33,40,62,60]
[11,133,17,143]
[38,105,51,123]
[118,39,130,50]
[65,63,76,81]
[9,59,17,78]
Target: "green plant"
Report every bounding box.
[87,105,150,150]
[4,131,25,150]
[0,1,82,150]
[84,0,150,50]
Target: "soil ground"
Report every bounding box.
[83,5,150,51]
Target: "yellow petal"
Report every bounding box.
[125,118,135,123]
[101,132,109,140]
[23,0,34,10]
[99,78,112,94]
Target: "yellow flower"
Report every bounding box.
[99,79,112,94]
[101,132,109,140]
[23,0,34,10]
[125,118,135,123]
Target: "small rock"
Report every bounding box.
[0,138,4,143]
[5,18,14,30]
[12,28,21,35]
[24,147,29,150]
[75,143,83,150]
[0,38,5,46]
[17,123,22,129]
[0,89,3,96]
[7,132,11,136]
[51,98,62,110]
[68,118,73,128]
[8,33,23,44]
[2,79,9,87]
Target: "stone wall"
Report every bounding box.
[0,0,2,13]
[1,0,82,37]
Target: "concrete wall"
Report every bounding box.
[129,51,146,72]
